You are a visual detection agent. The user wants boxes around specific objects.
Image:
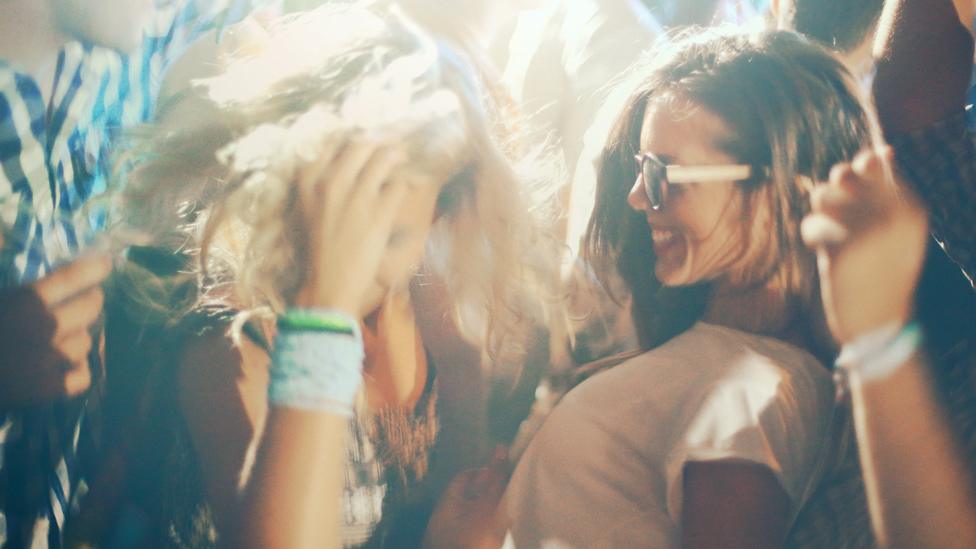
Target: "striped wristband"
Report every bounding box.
[277,308,360,337]
[269,309,364,417]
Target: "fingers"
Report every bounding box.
[51,287,104,342]
[851,145,894,184]
[297,140,404,233]
[40,359,93,399]
[806,151,892,249]
[372,178,410,230]
[356,147,406,196]
[61,361,92,397]
[322,141,382,208]
[10,357,94,405]
[56,330,95,365]
[297,136,345,221]
[33,254,111,305]
[801,213,849,249]
[813,165,858,213]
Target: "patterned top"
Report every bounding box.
[123,310,440,548]
[890,110,976,286]
[158,383,440,549]
[0,2,273,546]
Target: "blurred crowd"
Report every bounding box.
[1,0,975,548]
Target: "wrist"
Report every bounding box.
[836,320,923,383]
[841,298,915,346]
[269,308,365,417]
[293,286,358,317]
[277,308,361,339]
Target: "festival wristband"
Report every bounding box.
[268,327,364,417]
[277,308,360,338]
[835,321,923,383]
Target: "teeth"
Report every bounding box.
[652,229,676,244]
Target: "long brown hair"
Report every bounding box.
[584,29,872,350]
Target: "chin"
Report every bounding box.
[654,265,694,287]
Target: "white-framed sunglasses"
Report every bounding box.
[634,152,764,210]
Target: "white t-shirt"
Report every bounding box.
[503,322,834,548]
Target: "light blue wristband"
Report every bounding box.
[836,321,923,382]
[268,320,365,417]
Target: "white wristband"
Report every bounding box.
[268,330,365,417]
[836,321,922,382]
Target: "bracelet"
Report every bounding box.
[277,308,360,338]
[835,321,923,383]
[268,328,365,417]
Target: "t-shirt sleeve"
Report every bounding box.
[663,366,831,522]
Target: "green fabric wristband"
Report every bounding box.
[277,309,358,336]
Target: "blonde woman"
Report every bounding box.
[105,4,555,547]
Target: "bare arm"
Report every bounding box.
[953,0,974,26]
[681,461,791,549]
[804,149,976,548]
[179,324,349,547]
[178,331,272,534]
[233,408,348,548]
[849,354,976,549]
[219,139,408,547]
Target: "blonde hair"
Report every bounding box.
[116,3,559,361]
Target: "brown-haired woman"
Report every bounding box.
[503,29,874,548]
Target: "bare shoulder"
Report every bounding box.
[176,325,274,526]
[177,326,272,429]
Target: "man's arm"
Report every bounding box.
[873,0,976,284]
[873,0,974,135]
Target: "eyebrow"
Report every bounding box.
[645,151,676,164]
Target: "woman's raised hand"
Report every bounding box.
[293,139,408,315]
[802,147,929,343]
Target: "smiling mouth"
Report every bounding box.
[650,227,684,262]
[651,228,676,245]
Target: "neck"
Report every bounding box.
[702,278,798,342]
[703,282,836,365]
[0,0,67,98]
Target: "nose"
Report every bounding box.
[627,176,651,212]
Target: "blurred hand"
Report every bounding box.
[293,140,408,316]
[0,254,111,410]
[802,147,929,344]
[423,447,511,549]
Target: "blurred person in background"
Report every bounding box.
[490,1,663,449]
[771,0,883,81]
[0,0,275,546]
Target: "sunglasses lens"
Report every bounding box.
[642,158,663,209]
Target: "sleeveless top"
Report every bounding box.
[125,308,440,548]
